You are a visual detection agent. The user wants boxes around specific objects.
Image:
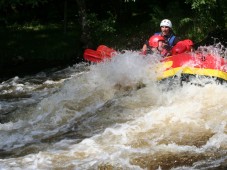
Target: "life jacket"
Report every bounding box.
[154,32,176,47]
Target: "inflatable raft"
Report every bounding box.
[158,52,227,82]
[83,45,227,83]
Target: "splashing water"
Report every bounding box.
[0,49,227,170]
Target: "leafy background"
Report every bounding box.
[0,0,227,80]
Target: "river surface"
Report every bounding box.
[0,49,227,170]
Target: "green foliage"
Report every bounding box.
[185,0,216,10]
[124,0,136,2]
[184,0,224,41]
[149,6,165,29]
[1,0,227,65]
[0,0,48,7]
[0,23,80,65]
[179,18,193,27]
[86,12,117,45]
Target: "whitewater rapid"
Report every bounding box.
[0,51,226,170]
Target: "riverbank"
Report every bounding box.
[0,23,83,82]
[0,23,145,82]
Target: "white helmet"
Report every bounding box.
[160,19,172,28]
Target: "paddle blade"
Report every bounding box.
[97,45,116,58]
[83,49,103,63]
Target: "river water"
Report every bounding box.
[0,50,227,170]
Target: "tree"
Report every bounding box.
[0,0,49,25]
[64,0,67,34]
[185,0,226,40]
[76,0,93,49]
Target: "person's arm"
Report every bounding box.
[141,39,149,54]
[141,44,147,54]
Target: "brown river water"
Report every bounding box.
[0,49,227,170]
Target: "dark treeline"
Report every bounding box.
[0,0,227,80]
[1,0,226,42]
[1,0,227,46]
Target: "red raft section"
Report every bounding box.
[83,45,116,63]
[83,45,227,82]
[158,52,227,81]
